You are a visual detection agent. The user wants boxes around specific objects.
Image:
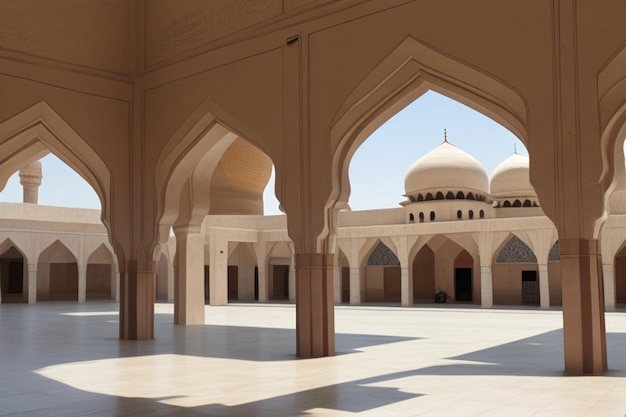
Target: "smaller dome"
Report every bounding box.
[490,153,535,198]
[404,141,488,198]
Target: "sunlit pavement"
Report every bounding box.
[0,301,625,416]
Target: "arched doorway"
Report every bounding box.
[0,241,26,303]
[38,240,78,301]
[492,234,539,306]
[412,245,435,303]
[363,241,401,303]
[86,244,115,301]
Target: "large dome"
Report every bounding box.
[490,153,535,198]
[404,141,489,199]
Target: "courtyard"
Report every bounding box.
[0,302,625,416]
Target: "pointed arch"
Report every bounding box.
[0,102,112,232]
[38,240,78,264]
[328,36,528,215]
[156,95,276,244]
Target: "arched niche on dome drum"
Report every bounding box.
[417,194,424,202]
[513,199,522,207]
[456,191,465,199]
[523,199,532,207]
[446,191,455,199]
[425,193,434,201]
[467,192,475,200]
[435,191,444,200]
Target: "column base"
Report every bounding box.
[296,253,335,358]
[119,260,156,340]
[560,239,607,375]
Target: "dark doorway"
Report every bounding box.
[271,265,289,300]
[341,267,349,303]
[228,265,238,300]
[8,261,23,294]
[254,266,259,301]
[522,270,539,305]
[204,265,210,302]
[454,268,473,302]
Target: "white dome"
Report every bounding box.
[404,141,489,198]
[490,153,535,198]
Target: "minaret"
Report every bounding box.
[19,161,42,204]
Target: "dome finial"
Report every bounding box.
[444,129,448,143]
[514,143,518,154]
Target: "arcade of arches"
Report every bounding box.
[1,1,626,376]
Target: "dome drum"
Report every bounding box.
[405,199,494,223]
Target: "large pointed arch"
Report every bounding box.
[328,36,528,215]
[0,102,112,232]
[599,42,626,236]
[155,95,275,244]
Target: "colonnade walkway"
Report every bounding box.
[0,302,625,416]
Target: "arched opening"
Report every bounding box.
[226,242,257,302]
[419,212,424,222]
[412,245,435,302]
[38,240,78,301]
[409,213,415,223]
[156,251,170,302]
[0,241,26,303]
[468,210,474,220]
[513,199,522,207]
[614,244,626,305]
[363,241,401,303]
[429,211,436,221]
[268,242,293,301]
[467,192,475,201]
[457,210,462,219]
[503,200,512,208]
[479,209,485,219]
[425,193,434,201]
[493,234,539,306]
[446,191,455,199]
[86,244,115,301]
[456,191,465,199]
[435,191,444,200]
[523,199,532,207]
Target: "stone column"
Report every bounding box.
[602,263,615,311]
[119,260,156,340]
[538,263,550,309]
[560,239,607,375]
[173,226,205,325]
[296,253,335,358]
[19,161,42,204]
[400,267,411,306]
[115,270,120,302]
[349,266,361,304]
[27,263,37,304]
[333,262,341,304]
[480,265,493,308]
[209,232,228,306]
[78,264,87,303]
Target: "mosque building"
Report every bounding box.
[3,135,625,314]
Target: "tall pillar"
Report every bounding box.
[78,264,87,303]
[560,239,607,375]
[173,226,205,325]
[27,263,37,304]
[19,161,42,204]
[257,263,268,302]
[602,263,615,311]
[119,260,155,340]
[349,266,361,304]
[209,232,228,306]
[400,267,411,306]
[333,262,341,304]
[538,263,550,309]
[115,270,120,302]
[480,265,493,308]
[296,253,334,358]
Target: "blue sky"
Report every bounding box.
[0,91,525,214]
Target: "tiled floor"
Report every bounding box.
[0,302,625,417]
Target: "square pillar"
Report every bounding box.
[602,263,615,311]
[480,265,493,308]
[78,265,87,303]
[119,260,156,340]
[400,267,412,306]
[538,263,550,309]
[27,263,37,304]
[174,228,206,325]
[296,253,335,358]
[560,239,607,375]
[349,267,361,304]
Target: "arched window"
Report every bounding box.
[456,191,465,199]
[513,199,522,207]
[523,199,532,207]
[467,192,475,200]
[469,210,474,219]
[425,193,434,201]
[417,194,424,202]
[409,213,415,223]
[419,212,424,222]
[446,191,455,199]
[457,210,462,219]
[430,211,436,221]
[435,191,444,200]
[503,200,511,207]
[479,209,485,219]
